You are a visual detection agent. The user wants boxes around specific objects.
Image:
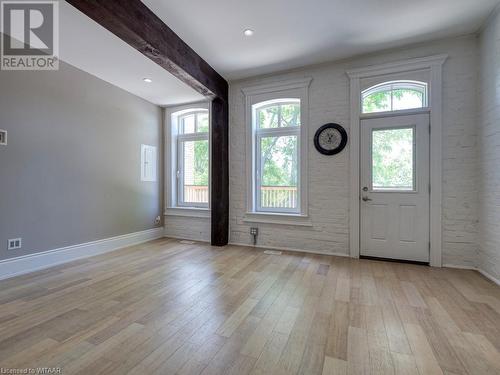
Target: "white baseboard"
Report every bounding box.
[442,263,476,270]
[443,263,500,286]
[163,233,210,244]
[0,227,165,281]
[228,241,350,258]
[478,268,500,286]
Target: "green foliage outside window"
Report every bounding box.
[372,128,414,189]
[257,103,300,187]
[261,136,298,187]
[193,140,209,186]
[363,88,424,113]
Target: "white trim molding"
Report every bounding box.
[164,234,210,244]
[164,101,211,211]
[0,228,164,280]
[347,54,447,267]
[443,264,500,287]
[242,77,312,217]
[242,212,313,226]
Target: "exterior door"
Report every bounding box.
[360,113,430,262]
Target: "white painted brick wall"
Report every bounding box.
[164,216,211,242]
[478,10,500,280]
[229,35,479,265]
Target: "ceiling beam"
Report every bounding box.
[66,0,228,100]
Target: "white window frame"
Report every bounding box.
[165,102,211,216]
[176,111,210,208]
[253,99,301,213]
[347,54,447,267]
[361,80,428,114]
[242,78,311,222]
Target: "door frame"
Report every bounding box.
[347,55,447,267]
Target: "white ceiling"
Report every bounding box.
[143,0,500,80]
[60,1,205,106]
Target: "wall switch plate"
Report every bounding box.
[8,238,22,250]
[0,129,7,145]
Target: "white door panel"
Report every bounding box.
[360,114,430,262]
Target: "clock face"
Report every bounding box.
[313,123,348,155]
[318,128,342,150]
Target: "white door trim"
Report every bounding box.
[346,54,447,267]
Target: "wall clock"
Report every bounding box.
[314,123,348,155]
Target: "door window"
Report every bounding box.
[371,127,415,191]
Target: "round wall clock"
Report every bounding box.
[314,123,348,155]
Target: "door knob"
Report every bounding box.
[362,196,372,202]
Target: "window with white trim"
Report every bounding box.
[244,79,310,218]
[252,99,301,213]
[362,80,428,114]
[172,109,210,208]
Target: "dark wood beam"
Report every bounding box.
[211,98,229,246]
[66,0,228,100]
[67,0,229,246]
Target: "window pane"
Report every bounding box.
[257,103,300,128]
[280,103,300,127]
[260,135,298,209]
[182,140,209,203]
[363,91,391,113]
[181,114,195,134]
[392,89,424,111]
[372,128,414,191]
[197,113,209,133]
[258,106,279,128]
[362,81,427,114]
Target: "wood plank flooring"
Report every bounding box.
[0,238,499,374]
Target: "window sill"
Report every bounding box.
[164,207,211,218]
[243,212,312,226]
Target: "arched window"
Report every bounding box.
[251,98,301,213]
[171,108,210,208]
[362,80,428,114]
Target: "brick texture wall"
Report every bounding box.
[478,10,500,280]
[229,35,479,266]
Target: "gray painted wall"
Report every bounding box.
[0,61,163,261]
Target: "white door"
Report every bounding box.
[360,114,430,262]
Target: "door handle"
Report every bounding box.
[362,196,372,202]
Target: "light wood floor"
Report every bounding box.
[0,238,500,374]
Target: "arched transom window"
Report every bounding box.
[362,80,428,114]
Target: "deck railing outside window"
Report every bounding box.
[184,185,298,208]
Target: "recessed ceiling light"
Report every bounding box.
[243,29,254,37]
[143,78,152,83]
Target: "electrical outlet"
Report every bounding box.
[250,227,258,246]
[0,129,7,145]
[8,238,22,250]
[154,216,161,225]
